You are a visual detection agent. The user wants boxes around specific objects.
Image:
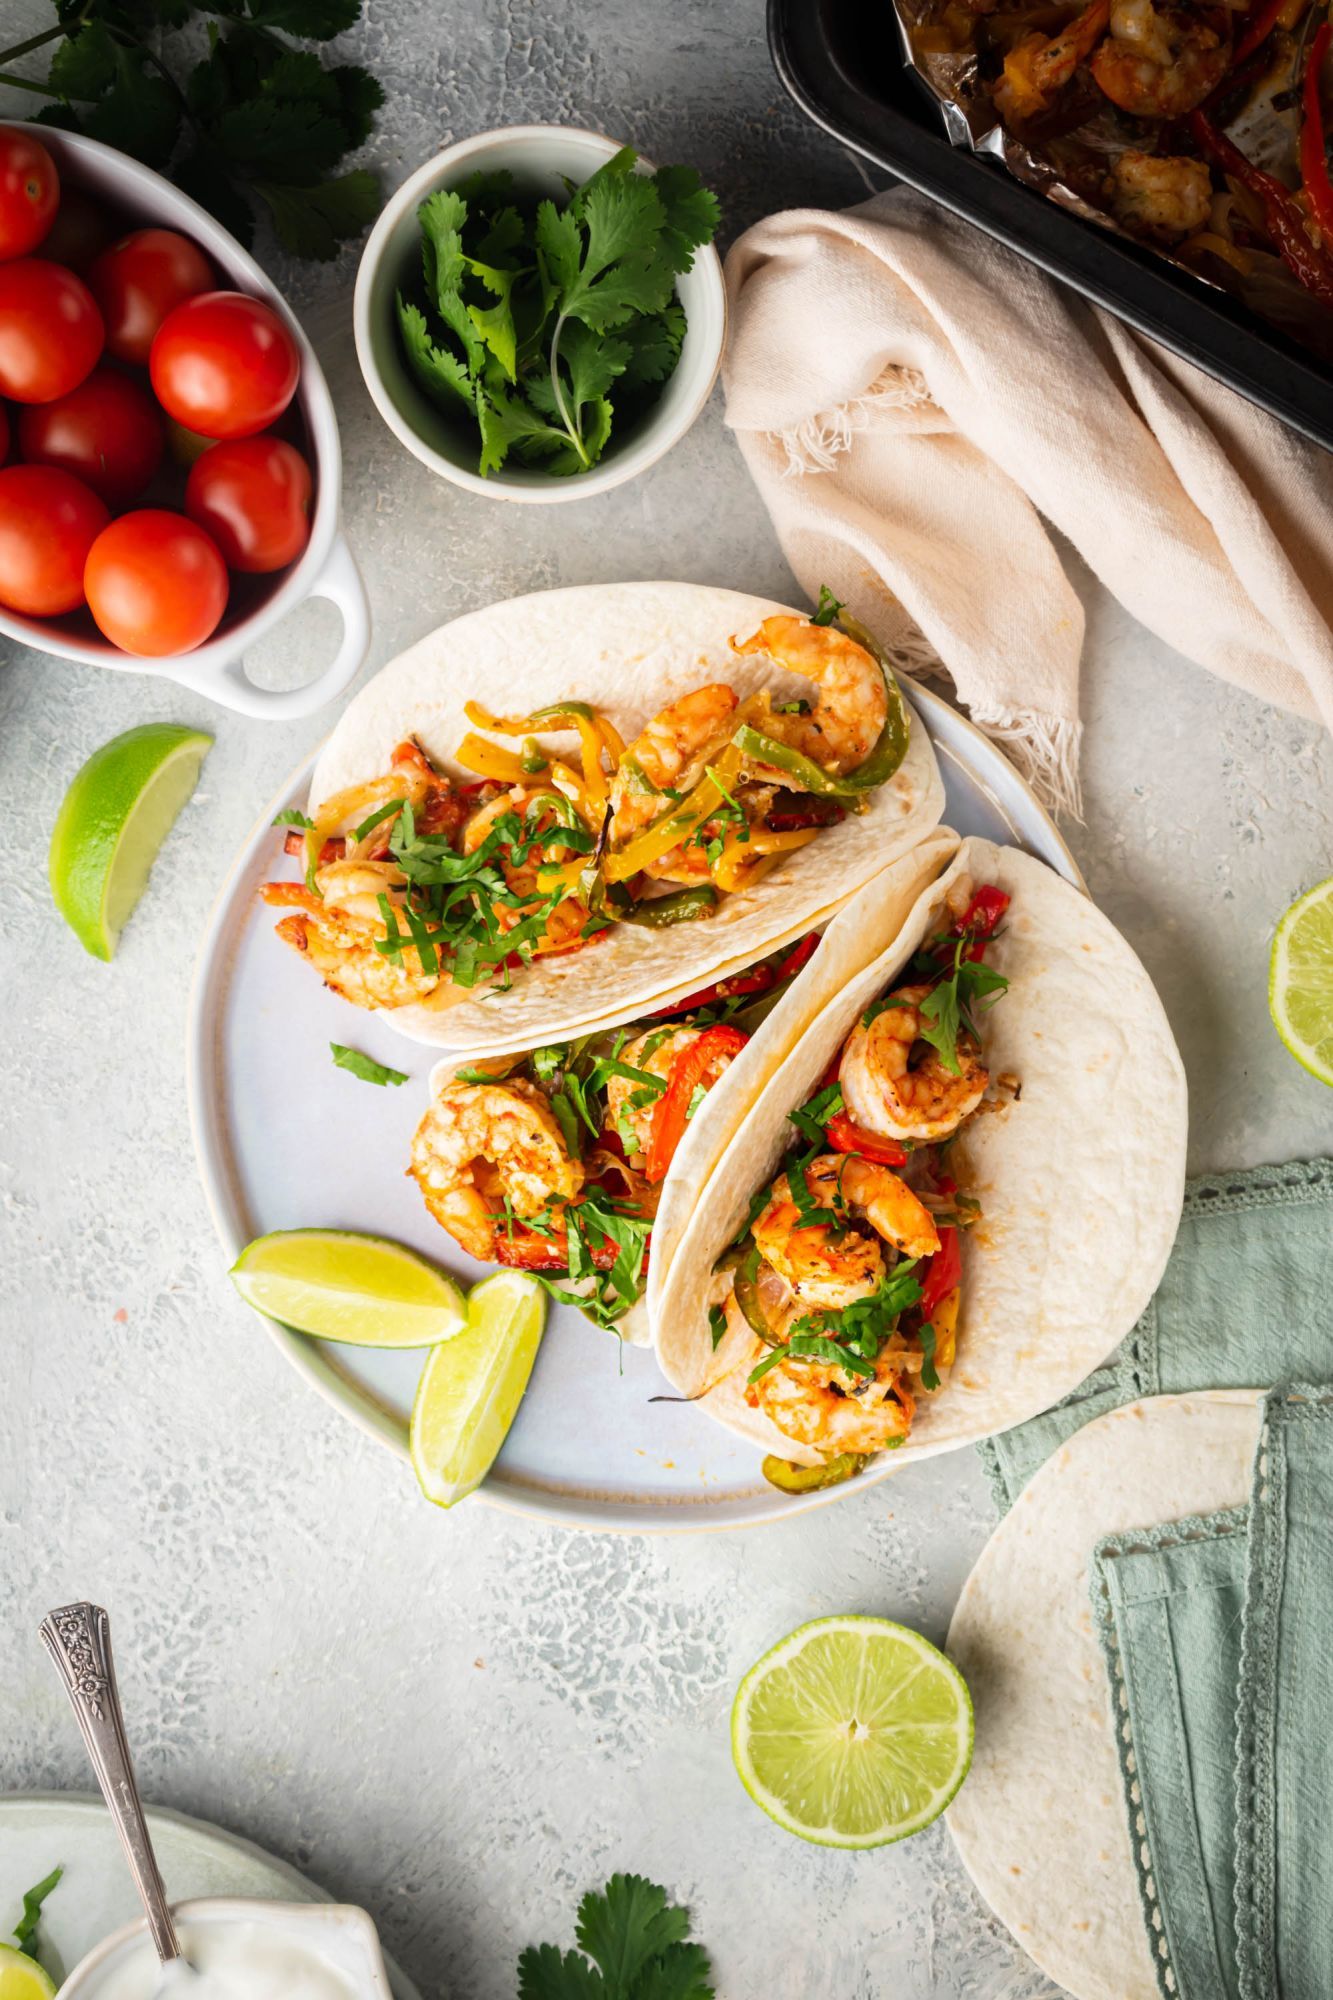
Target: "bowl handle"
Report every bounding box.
[165,530,372,720]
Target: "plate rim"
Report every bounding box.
[186,658,1083,1534]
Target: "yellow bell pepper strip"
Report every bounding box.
[454,733,534,786]
[713,826,820,893]
[603,746,743,883]
[464,700,609,803]
[622,884,719,927]
[731,611,911,799]
[762,1451,868,1495]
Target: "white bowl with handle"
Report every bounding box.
[0,127,371,720]
[57,1897,394,1998]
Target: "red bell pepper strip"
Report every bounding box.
[646,1024,748,1182]
[493,1225,620,1272]
[824,1111,909,1167]
[1301,23,1333,240]
[919,1225,962,1319]
[1189,108,1333,304]
[284,830,345,865]
[954,884,1011,961]
[772,931,822,982]
[1234,0,1290,66]
[651,931,821,1019]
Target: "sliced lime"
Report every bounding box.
[410,1270,546,1507]
[0,1946,55,2000]
[49,723,212,960]
[230,1229,466,1347]
[731,1614,973,1848]
[1270,874,1333,1086]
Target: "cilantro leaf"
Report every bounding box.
[398,298,474,412]
[708,1303,727,1350]
[272,807,314,828]
[243,0,362,38]
[256,170,380,260]
[652,166,722,273]
[812,584,845,627]
[576,1876,711,1997]
[12,1866,62,1959]
[330,1043,408,1087]
[47,20,117,99]
[517,1942,604,2000]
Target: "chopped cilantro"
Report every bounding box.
[330,1043,408,1087]
[708,1303,727,1350]
[11,1866,61,1965]
[919,1318,939,1391]
[811,584,845,626]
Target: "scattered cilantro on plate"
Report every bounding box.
[330,1042,408,1086]
[518,1873,714,2000]
[395,148,720,478]
[2,1,383,259]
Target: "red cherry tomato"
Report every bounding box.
[84,509,228,655]
[185,436,312,573]
[40,187,119,274]
[0,260,104,403]
[18,366,164,507]
[150,292,299,440]
[88,227,215,366]
[0,463,108,617]
[0,131,59,261]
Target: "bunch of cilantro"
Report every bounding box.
[2,0,383,258]
[518,1873,713,2000]
[396,148,720,477]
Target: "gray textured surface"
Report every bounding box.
[2,5,1331,1998]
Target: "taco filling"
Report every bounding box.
[406,934,821,1331]
[260,600,908,1013]
[716,878,1014,1488]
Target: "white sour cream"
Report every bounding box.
[95,1919,360,2000]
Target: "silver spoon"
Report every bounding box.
[39,1603,197,1987]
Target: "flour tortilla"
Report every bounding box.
[427,831,960,1346]
[307,581,945,1054]
[653,839,1188,1472]
[945,1391,1263,2000]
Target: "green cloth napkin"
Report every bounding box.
[977,1158,1333,1514]
[1089,1387,1333,2000]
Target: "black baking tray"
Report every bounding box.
[769,0,1333,452]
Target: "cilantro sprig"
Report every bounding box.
[518,1873,713,2000]
[396,147,719,479]
[913,934,1009,1076]
[4,1,383,259]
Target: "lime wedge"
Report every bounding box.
[230,1229,466,1347]
[1270,875,1333,1086]
[410,1270,546,1507]
[731,1614,973,1848]
[49,723,212,960]
[0,1947,55,2000]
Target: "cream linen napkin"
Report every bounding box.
[723,187,1333,816]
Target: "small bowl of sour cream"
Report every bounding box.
[58,1900,393,2000]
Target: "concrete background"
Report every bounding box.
[2,3,1330,1995]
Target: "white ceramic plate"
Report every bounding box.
[0,1793,421,1999]
[188,678,1080,1531]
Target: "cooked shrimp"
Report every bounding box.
[748,1336,914,1457]
[993,0,1110,121]
[259,883,439,1009]
[753,1154,939,1312]
[605,1026,703,1156]
[409,1078,584,1261]
[732,615,888,778]
[1090,0,1228,114]
[840,983,989,1143]
[1108,151,1213,241]
[608,684,740,843]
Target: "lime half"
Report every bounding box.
[410,1270,546,1508]
[1270,875,1333,1086]
[731,1615,973,1848]
[49,723,212,960]
[231,1229,466,1347]
[0,1947,55,2000]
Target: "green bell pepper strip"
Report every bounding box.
[622,885,718,928]
[734,1242,782,1344]
[762,1451,868,1495]
[730,613,911,799]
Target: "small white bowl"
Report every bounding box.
[58,1897,393,1999]
[353,125,727,504]
[0,127,371,720]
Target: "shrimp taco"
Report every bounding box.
[653,838,1187,1493]
[405,837,959,1342]
[260,581,945,1055]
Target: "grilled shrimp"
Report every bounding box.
[1108,151,1212,240]
[259,883,440,1009]
[732,615,888,777]
[409,1078,584,1261]
[752,1154,939,1313]
[608,685,740,843]
[840,983,989,1143]
[1090,0,1228,114]
[604,1025,703,1156]
[993,0,1110,121]
[749,1340,915,1458]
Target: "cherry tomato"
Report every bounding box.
[185,436,312,573]
[150,291,300,440]
[89,227,215,366]
[18,366,164,507]
[0,464,108,617]
[84,508,228,655]
[0,131,58,261]
[0,259,104,403]
[40,187,119,274]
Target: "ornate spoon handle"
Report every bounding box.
[39,1602,184,1964]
